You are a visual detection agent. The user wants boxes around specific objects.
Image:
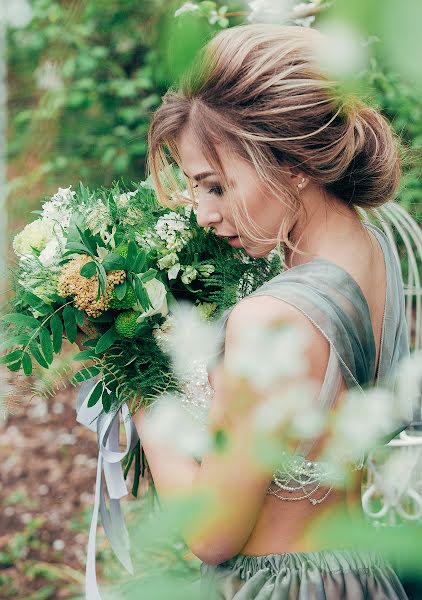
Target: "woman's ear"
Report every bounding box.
[287,169,308,191]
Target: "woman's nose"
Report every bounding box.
[195,200,223,229]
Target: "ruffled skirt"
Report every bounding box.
[200,549,408,599]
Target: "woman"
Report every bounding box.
[135,24,410,599]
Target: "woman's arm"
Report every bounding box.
[133,295,331,564]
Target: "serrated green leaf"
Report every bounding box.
[50,315,63,354]
[101,253,126,270]
[63,306,77,343]
[39,327,53,365]
[87,380,103,408]
[72,349,97,361]
[0,335,30,352]
[72,366,100,383]
[0,349,23,365]
[140,268,157,283]
[114,281,127,301]
[29,342,49,369]
[2,313,41,329]
[95,327,118,354]
[80,261,97,278]
[22,352,33,375]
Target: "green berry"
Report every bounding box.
[115,310,139,339]
[115,244,129,259]
[110,285,136,309]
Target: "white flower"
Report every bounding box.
[41,186,76,229]
[254,381,324,439]
[315,20,368,78]
[36,60,63,91]
[142,395,210,460]
[198,264,215,278]
[157,252,179,270]
[155,212,193,252]
[166,302,222,379]
[13,219,54,256]
[394,351,422,423]
[226,320,310,391]
[175,2,199,18]
[325,388,397,465]
[115,190,138,208]
[135,278,169,323]
[83,200,112,236]
[248,0,293,24]
[38,234,66,268]
[2,0,33,28]
[181,265,198,284]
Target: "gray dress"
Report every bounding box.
[200,222,410,599]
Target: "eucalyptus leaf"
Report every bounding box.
[102,253,126,270]
[80,261,97,278]
[134,278,151,310]
[114,280,127,300]
[127,241,138,266]
[140,268,157,283]
[102,389,112,412]
[132,251,146,274]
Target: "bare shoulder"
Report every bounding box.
[226,295,330,384]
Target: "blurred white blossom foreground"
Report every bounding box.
[141,303,418,482]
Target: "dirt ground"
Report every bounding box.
[0,357,119,599]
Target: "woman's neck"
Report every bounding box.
[284,186,364,269]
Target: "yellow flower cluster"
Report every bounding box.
[58,255,126,317]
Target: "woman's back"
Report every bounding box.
[218,217,409,556]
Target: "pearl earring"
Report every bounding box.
[297,178,306,190]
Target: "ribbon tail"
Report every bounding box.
[85,452,104,600]
[99,490,134,574]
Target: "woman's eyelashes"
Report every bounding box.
[193,183,224,196]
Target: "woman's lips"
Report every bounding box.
[227,236,242,248]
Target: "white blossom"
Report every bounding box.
[13,219,54,256]
[35,60,63,91]
[1,0,33,28]
[135,278,169,323]
[41,186,76,229]
[395,351,422,423]
[315,20,368,78]
[38,234,66,268]
[155,212,193,252]
[83,200,112,236]
[175,2,200,18]
[181,265,198,284]
[254,381,324,439]
[142,395,211,460]
[324,388,397,465]
[166,302,222,379]
[248,0,294,24]
[225,320,310,391]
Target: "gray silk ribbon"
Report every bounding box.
[76,379,139,599]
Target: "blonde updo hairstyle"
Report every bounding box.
[148,24,401,254]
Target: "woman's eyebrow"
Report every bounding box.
[183,170,216,182]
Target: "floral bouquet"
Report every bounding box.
[1,178,282,482]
